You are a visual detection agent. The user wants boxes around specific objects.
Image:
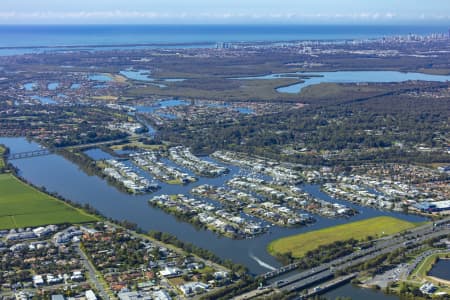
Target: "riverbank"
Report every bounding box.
[427,275,450,286]
[267,216,419,259]
[0,137,428,275]
[0,146,249,276]
[411,252,450,286]
[0,175,248,299]
[0,173,97,229]
[0,145,5,169]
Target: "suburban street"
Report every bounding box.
[75,243,110,300]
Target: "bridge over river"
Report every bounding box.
[234,218,450,299]
[5,138,128,161]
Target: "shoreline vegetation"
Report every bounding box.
[0,167,255,299]
[268,216,419,261]
[1,34,449,299]
[0,152,250,276]
[0,145,5,168]
[56,148,141,194]
[412,252,450,284]
[0,173,97,229]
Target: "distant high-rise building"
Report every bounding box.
[216,42,231,49]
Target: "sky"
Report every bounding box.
[1,0,450,25]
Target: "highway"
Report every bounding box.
[280,270,333,292]
[262,218,450,294]
[302,273,357,298]
[266,266,329,287]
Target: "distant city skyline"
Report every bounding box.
[0,0,449,25]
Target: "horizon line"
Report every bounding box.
[0,23,448,26]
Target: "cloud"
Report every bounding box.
[0,10,447,23]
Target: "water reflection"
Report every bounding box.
[31,95,57,104]
[0,137,427,275]
[428,259,450,281]
[323,283,399,300]
[235,71,450,94]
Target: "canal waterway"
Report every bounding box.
[135,99,254,118]
[135,99,190,114]
[88,74,113,82]
[30,95,57,105]
[0,137,426,276]
[47,82,59,90]
[23,82,36,91]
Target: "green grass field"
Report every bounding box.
[0,174,97,229]
[407,252,450,294]
[411,252,450,280]
[268,216,419,259]
[0,146,5,168]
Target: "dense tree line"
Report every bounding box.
[273,239,361,267]
[0,104,128,147]
[158,83,450,166]
[147,230,248,275]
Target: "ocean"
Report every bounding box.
[0,24,448,48]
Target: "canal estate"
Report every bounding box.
[1,29,450,299]
[0,137,428,275]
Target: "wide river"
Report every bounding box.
[0,137,426,277]
[4,69,449,299]
[236,71,450,93]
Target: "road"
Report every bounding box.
[7,138,129,160]
[302,273,357,298]
[280,270,334,292]
[63,138,129,150]
[75,243,110,300]
[234,218,450,298]
[277,222,450,292]
[114,221,230,274]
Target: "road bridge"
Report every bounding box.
[6,138,128,161]
[300,273,357,298]
[260,219,450,296]
[280,269,334,292]
[8,149,51,160]
[232,219,449,299]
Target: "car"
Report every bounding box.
[275,280,285,287]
